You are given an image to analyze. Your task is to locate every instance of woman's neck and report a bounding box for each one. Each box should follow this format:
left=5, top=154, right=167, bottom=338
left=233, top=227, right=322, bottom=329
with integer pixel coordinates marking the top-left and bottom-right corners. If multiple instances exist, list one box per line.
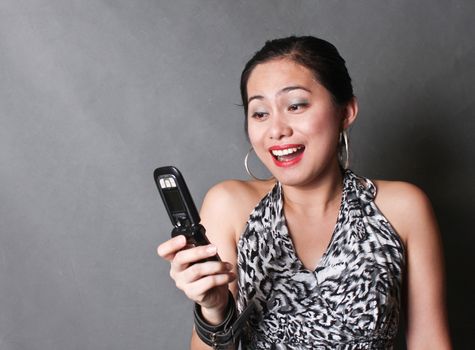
left=281, top=165, right=344, bottom=217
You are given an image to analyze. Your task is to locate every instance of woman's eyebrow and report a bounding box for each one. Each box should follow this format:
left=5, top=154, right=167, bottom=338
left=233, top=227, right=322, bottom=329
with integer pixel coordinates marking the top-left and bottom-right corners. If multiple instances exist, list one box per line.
left=248, top=95, right=264, bottom=103
left=278, top=86, right=311, bottom=95
left=248, top=86, right=311, bottom=103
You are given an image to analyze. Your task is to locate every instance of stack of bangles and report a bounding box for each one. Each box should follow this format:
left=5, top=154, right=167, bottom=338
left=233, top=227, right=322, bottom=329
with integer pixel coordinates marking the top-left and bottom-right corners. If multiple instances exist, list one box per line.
left=194, top=291, right=255, bottom=349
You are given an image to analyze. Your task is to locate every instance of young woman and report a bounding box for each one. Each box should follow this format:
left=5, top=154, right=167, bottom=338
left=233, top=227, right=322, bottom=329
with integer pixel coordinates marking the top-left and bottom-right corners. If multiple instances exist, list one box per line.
left=157, top=36, right=451, bottom=349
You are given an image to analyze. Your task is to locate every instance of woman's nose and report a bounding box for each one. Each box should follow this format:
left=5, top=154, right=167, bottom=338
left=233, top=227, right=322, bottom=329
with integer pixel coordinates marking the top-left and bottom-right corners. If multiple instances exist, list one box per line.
left=269, top=115, right=292, bottom=140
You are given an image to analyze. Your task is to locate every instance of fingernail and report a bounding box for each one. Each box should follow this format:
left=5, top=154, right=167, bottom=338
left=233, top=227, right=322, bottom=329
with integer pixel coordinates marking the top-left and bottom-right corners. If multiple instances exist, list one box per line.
left=206, top=245, right=217, bottom=254
left=156, top=246, right=163, bottom=256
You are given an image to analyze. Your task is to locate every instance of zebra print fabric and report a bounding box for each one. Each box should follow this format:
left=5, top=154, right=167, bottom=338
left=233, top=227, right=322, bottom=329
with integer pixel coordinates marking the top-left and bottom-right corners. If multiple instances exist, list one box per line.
left=237, top=170, right=405, bottom=349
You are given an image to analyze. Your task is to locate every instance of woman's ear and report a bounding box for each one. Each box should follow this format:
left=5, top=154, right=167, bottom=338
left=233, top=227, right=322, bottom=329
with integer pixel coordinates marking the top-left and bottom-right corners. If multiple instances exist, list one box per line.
left=342, top=97, right=358, bottom=129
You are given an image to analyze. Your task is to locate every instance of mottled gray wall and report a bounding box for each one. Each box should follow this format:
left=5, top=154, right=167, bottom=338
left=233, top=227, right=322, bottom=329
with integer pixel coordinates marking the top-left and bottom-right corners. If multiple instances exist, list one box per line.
left=1, top=1, right=473, bottom=349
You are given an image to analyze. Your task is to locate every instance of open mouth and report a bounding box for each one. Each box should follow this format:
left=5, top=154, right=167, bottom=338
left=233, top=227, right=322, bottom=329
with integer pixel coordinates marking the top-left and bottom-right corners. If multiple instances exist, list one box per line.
left=269, top=145, right=305, bottom=165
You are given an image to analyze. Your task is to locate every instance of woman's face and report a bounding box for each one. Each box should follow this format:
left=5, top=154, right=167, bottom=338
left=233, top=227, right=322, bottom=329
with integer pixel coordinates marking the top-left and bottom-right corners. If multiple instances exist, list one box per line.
left=246, top=58, right=355, bottom=186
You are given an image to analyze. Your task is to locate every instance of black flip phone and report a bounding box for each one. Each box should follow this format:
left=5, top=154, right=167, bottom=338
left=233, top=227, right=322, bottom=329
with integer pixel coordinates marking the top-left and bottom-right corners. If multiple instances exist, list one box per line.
left=154, top=166, right=219, bottom=261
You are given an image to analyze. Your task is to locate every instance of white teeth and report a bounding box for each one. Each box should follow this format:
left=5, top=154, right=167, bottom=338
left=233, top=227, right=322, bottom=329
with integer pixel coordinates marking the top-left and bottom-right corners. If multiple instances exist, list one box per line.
left=271, top=146, right=302, bottom=157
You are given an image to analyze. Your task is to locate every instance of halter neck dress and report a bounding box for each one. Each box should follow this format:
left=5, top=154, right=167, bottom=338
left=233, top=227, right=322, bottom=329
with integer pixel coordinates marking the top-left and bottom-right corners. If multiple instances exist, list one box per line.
left=237, top=170, right=405, bottom=349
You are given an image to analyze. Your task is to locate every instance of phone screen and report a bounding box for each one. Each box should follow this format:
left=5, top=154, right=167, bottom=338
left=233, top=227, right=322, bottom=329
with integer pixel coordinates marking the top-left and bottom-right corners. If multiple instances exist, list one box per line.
left=163, top=189, right=185, bottom=213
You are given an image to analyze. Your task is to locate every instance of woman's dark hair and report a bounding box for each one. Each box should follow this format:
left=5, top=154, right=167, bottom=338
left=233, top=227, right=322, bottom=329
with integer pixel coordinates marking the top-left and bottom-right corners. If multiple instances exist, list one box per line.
left=240, top=36, right=354, bottom=133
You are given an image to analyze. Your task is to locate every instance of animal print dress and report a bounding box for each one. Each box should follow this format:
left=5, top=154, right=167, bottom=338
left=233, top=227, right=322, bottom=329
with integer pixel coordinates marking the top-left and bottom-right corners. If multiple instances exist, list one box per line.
left=237, top=170, right=405, bottom=349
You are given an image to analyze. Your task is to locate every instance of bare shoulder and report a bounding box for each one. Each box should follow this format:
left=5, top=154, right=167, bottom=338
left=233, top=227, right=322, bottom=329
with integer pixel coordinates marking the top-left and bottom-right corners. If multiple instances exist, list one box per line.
left=373, top=180, right=437, bottom=245
left=374, top=179, right=450, bottom=347
left=201, top=179, right=276, bottom=241
left=373, top=180, right=432, bottom=210
left=203, top=179, right=275, bottom=216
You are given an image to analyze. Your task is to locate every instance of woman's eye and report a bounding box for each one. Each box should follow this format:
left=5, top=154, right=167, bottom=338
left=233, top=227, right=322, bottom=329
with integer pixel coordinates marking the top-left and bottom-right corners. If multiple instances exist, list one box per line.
left=251, top=111, right=268, bottom=119
left=288, top=102, right=308, bottom=112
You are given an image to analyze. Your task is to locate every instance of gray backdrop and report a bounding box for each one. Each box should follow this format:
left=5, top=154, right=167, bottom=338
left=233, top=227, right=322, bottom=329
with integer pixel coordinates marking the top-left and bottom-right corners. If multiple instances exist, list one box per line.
left=1, top=1, right=474, bottom=349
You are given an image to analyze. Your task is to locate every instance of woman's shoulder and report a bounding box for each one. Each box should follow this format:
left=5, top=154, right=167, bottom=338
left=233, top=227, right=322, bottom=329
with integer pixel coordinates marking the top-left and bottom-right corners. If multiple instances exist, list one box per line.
left=372, top=179, right=436, bottom=245
left=203, top=179, right=276, bottom=216
left=208, top=178, right=274, bottom=197
left=200, top=179, right=276, bottom=240
left=373, top=179, right=430, bottom=203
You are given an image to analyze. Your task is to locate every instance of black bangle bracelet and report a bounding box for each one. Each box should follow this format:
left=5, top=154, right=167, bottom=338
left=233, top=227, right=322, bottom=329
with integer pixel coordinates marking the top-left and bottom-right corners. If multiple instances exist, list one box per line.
left=194, top=291, right=256, bottom=350
left=194, top=291, right=237, bottom=349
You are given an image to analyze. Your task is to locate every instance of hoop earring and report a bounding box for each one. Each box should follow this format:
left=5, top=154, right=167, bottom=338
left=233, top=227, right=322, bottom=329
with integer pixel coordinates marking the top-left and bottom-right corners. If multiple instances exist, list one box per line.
left=339, top=130, right=350, bottom=170
left=244, top=147, right=274, bottom=181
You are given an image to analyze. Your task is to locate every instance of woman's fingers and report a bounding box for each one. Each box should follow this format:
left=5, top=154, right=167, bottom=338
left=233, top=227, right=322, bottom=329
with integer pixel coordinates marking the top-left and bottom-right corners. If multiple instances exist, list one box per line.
left=178, top=261, right=233, bottom=286
left=172, top=244, right=218, bottom=268
left=184, top=272, right=236, bottom=304
left=157, top=235, right=187, bottom=261
left=157, top=236, right=234, bottom=307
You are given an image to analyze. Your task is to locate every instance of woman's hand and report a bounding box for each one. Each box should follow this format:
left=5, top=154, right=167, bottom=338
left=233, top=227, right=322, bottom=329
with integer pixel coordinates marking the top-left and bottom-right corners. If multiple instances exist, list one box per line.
left=157, top=234, right=236, bottom=324
left=157, top=180, right=268, bottom=349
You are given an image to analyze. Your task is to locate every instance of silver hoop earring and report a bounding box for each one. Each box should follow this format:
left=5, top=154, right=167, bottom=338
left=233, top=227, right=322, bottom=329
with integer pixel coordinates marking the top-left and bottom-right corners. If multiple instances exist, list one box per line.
left=339, top=130, right=350, bottom=169
left=244, top=147, right=274, bottom=181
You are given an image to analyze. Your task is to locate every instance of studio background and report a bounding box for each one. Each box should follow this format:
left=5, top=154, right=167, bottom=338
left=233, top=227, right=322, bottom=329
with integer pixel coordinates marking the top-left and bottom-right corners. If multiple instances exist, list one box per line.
left=1, top=1, right=473, bottom=349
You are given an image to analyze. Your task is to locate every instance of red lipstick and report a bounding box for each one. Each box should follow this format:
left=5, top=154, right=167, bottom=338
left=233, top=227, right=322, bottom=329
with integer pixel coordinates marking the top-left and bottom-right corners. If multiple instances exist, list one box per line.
left=268, top=144, right=305, bottom=168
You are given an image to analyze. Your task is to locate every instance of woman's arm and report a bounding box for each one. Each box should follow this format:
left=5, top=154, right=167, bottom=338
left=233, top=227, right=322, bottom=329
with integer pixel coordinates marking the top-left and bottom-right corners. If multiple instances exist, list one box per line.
left=376, top=181, right=451, bottom=349
left=158, top=180, right=256, bottom=350
left=189, top=179, right=269, bottom=349
left=189, top=181, right=242, bottom=349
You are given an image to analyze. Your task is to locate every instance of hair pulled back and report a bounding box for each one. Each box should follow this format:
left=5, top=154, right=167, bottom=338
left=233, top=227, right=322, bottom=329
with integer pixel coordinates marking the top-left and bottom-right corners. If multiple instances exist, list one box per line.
left=240, top=36, right=354, bottom=133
